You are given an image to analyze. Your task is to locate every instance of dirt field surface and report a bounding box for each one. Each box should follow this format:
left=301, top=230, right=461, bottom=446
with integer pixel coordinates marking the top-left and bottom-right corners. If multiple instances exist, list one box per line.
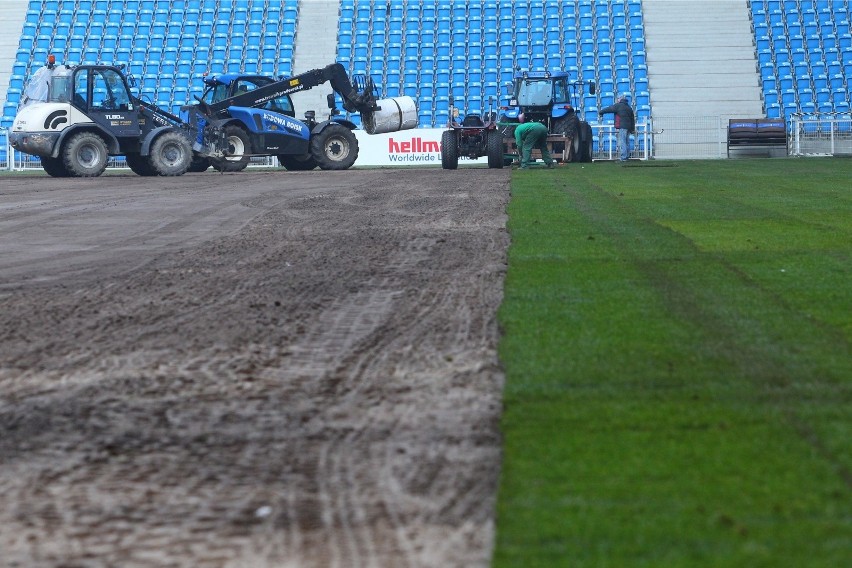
left=0, top=168, right=510, bottom=568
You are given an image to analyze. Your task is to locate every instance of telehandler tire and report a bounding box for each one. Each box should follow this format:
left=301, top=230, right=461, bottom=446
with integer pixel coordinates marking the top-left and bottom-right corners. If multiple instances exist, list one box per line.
left=311, top=124, right=358, bottom=170
left=62, top=131, right=108, bottom=177
left=212, top=125, right=251, bottom=172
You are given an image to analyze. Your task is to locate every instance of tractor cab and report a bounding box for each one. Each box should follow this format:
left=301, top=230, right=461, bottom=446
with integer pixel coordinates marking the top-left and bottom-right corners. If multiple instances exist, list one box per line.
left=504, top=70, right=591, bottom=129
left=199, top=74, right=296, bottom=118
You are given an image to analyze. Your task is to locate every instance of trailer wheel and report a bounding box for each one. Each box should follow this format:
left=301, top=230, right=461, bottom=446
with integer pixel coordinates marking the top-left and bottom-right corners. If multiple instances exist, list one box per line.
left=62, top=131, right=108, bottom=177
left=441, top=130, right=458, bottom=169
left=149, top=131, right=191, bottom=176
left=486, top=130, right=503, bottom=169
left=311, top=124, right=358, bottom=170
left=126, top=153, right=156, bottom=176
left=41, top=156, right=70, bottom=177
left=212, top=125, right=251, bottom=172
left=278, top=153, right=317, bottom=171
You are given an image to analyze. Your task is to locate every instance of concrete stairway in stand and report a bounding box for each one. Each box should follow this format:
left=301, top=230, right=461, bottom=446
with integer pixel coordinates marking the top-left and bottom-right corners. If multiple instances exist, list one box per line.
left=642, top=0, right=765, bottom=158
left=290, top=0, right=342, bottom=122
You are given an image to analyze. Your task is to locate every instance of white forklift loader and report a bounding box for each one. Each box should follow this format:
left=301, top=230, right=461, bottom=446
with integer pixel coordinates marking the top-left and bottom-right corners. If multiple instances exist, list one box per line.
left=10, top=57, right=192, bottom=177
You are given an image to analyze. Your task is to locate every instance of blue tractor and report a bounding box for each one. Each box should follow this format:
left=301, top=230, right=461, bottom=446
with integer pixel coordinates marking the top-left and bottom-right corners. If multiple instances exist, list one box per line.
left=500, top=70, right=596, bottom=162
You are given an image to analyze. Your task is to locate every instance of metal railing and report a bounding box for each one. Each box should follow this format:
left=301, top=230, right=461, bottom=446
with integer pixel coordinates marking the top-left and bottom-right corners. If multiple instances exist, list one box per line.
left=591, top=121, right=652, bottom=161
left=788, top=114, right=852, bottom=157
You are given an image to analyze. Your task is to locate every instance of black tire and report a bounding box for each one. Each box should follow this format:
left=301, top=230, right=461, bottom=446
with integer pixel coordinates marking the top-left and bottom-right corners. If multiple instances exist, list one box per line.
left=62, top=131, right=108, bottom=177
left=311, top=124, right=358, bottom=170
left=278, top=153, right=317, bottom=170
left=552, top=114, right=579, bottom=157
left=486, top=130, right=503, bottom=169
left=149, top=131, right=191, bottom=176
left=41, top=156, right=70, bottom=177
left=578, top=121, right=593, bottom=162
left=441, top=130, right=458, bottom=169
left=187, top=156, right=211, bottom=172
left=211, top=124, right=251, bottom=172
left=568, top=135, right=581, bottom=163
left=125, top=153, right=156, bottom=176
left=552, top=114, right=579, bottom=138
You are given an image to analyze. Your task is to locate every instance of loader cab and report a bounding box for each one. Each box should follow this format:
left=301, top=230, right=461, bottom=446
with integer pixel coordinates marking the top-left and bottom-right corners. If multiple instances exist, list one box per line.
left=58, top=65, right=141, bottom=138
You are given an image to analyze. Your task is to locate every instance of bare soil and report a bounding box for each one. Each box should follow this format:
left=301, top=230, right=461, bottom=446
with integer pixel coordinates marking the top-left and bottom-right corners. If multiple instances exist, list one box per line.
left=0, top=168, right=510, bottom=568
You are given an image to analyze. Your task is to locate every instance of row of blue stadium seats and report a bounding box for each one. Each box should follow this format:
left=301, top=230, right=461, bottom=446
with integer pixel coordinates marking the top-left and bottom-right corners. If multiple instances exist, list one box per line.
left=27, top=17, right=296, bottom=40
left=340, top=0, right=643, bottom=21
left=31, top=0, right=294, bottom=12
left=758, top=0, right=844, bottom=11
left=341, top=22, right=644, bottom=48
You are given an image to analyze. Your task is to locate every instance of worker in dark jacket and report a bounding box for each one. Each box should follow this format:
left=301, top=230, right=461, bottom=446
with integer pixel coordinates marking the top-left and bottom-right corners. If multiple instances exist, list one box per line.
left=599, top=94, right=635, bottom=162
left=514, top=114, right=554, bottom=169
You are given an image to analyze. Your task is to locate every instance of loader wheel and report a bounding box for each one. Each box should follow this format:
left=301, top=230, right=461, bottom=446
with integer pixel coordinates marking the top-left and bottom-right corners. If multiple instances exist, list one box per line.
left=211, top=125, right=251, bottom=172
left=486, top=130, right=503, bottom=169
left=441, top=130, right=458, bottom=169
left=149, top=131, right=191, bottom=176
left=62, top=131, right=108, bottom=177
left=278, top=153, right=317, bottom=171
left=126, top=153, right=156, bottom=176
left=311, top=124, right=358, bottom=170
left=41, top=156, right=70, bottom=177
left=187, top=156, right=211, bottom=173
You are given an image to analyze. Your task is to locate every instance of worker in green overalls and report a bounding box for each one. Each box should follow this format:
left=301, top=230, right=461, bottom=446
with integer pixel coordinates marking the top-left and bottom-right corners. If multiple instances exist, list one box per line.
left=514, top=113, right=555, bottom=169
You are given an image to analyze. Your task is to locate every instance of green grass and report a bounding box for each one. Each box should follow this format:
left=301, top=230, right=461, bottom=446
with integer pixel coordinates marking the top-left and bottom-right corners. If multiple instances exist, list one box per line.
left=494, top=159, right=851, bottom=567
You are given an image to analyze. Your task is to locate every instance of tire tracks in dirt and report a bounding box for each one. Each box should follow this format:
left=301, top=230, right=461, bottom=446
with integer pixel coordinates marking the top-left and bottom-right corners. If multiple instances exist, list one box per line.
left=0, top=168, right=509, bottom=567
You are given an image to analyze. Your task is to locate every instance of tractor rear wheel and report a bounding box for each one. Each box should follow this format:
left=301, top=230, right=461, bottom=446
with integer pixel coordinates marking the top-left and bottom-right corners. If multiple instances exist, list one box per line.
left=149, top=131, right=191, bottom=176
left=62, top=131, right=108, bottom=177
left=441, top=130, right=458, bottom=169
left=578, top=122, right=593, bottom=162
left=570, top=122, right=594, bottom=163
left=311, top=124, right=358, bottom=170
left=486, top=130, right=503, bottom=169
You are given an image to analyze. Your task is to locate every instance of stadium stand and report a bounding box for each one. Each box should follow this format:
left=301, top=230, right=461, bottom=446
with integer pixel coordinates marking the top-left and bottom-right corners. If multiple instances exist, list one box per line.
left=1, top=0, right=850, bottom=163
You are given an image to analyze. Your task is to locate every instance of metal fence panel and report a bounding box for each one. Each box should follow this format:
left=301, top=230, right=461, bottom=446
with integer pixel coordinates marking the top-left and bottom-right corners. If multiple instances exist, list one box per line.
left=789, top=115, right=852, bottom=156
left=649, top=116, right=728, bottom=159
left=592, top=121, right=652, bottom=161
